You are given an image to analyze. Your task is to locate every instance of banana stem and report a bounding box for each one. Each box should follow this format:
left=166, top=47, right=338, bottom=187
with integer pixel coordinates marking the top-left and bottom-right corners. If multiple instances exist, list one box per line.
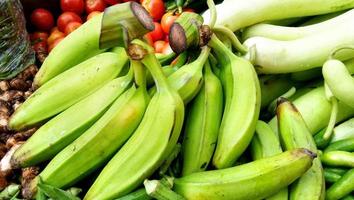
left=131, top=60, right=147, bottom=88
left=207, top=34, right=232, bottom=60
left=129, top=40, right=170, bottom=92
left=213, top=26, right=248, bottom=54
left=144, top=180, right=186, bottom=200
left=99, top=2, right=154, bottom=49
left=268, top=87, right=297, bottom=115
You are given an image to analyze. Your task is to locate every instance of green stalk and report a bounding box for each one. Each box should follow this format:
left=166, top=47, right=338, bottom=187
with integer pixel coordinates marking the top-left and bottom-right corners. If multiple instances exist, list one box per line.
left=169, top=12, right=204, bottom=54
left=100, top=2, right=154, bottom=49
left=213, top=26, right=247, bottom=54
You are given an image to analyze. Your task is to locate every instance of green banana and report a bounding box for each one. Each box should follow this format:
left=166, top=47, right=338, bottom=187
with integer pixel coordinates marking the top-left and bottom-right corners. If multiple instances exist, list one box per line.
left=150, top=47, right=210, bottom=104
left=173, top=148, right=316, bottom=200
left=30, top=61, right=150, bottom=192
left=84, top=40, right=184, bottom=200
left=34, top=14, right=105, bottom=86
left=277, top=98, right=325, bottom=200
left=250, top=120, right=288, bottom=200
left=9, top=51, right=128, bottom=131
left=181, top=60, right=223, bottom=176
left=208, top=34, right=261, bottom=169
left=269, top=86, right=354, bottom=136
left=10, top=70, right=133, bottom=168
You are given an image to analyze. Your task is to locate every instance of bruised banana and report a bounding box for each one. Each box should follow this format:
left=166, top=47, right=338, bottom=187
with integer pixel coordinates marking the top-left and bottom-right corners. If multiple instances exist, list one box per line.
left=34, top=2, right=153, bottom=86
left=277, top=98, right=325, bottom=200
left=84, top=40, right=184, bottom=200
left=208, top=34, right=261, bottom=169
left=11, top=69, right=134, bottom=168
left=9, top=51, right=128, bottom=131
left=250, top=120, right=288, bottom=200
left=30, top=61, right=150, bottom=191
left=150, top=47, right=210, bottom=104
left=181, top=60, right=223, bottom=176
left=174, top=148, right=316, bottom=200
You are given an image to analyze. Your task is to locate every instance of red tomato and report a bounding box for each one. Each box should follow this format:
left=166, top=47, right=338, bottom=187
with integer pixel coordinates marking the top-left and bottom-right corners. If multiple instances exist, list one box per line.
left=164, top=34, right=169, bottom=42
left=146, top=22, right=164, bottom=42
left=161, top=12, right=178, bottom=34
left=64, top=21, right=82, bottom=35
left=47, top=30, right=65, bottom=45
left=33, top=41, right=48, bottom=54
left=141, top=0, right=165, bottom=21
left=85, top=0, right=107, bottom=13
left=162, top=42, right=173, bottom=54
left=103, top=0, right=120, bottom=5
left=60, top=0, right=85, bottom=14
left=153, top=40, right=166, bottom=53
left=57, top=12, right=82, bottom=32
left=87, top=11, right=102, bottom=20
left=49, top=37, right=65, bottom=52
left=30, top=8, right=55, bottom=31
left=30, top=32, right=49, bottom=43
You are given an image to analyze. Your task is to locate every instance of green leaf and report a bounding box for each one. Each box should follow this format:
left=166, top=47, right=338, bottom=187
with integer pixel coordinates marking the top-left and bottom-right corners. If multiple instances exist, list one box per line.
left=37, top=178, right=80, bottom=200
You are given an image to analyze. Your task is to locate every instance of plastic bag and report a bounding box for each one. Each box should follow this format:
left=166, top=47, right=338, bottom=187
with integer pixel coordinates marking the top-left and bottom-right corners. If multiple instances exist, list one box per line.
left=0, top=0, right=35, bottom=80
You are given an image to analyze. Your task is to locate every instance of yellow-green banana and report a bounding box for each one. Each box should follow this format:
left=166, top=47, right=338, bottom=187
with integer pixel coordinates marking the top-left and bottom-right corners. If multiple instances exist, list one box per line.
left=181, top=60, right=223, bottom=176
left=150, top=47, right=210, bottom=104
left=250, top=120, right=288, bottom=200
left=208, top=34, right=261, bottom=169
left=277, top=98, right=325, bottom=200
left=30, top=61, right=150, bottom=192
left=34, top=14, right=105, bottom=86
left=174, top=148, right=316, bottom=200
left=9, top=51, right=128, bottom=131
left=84, top=40, right=184, bottom=200
left=10, top=69, right=133, bottom=168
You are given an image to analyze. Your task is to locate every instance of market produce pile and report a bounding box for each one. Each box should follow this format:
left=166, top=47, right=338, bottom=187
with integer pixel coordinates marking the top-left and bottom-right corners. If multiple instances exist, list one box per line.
left=1, top=0, right=354, bottom=199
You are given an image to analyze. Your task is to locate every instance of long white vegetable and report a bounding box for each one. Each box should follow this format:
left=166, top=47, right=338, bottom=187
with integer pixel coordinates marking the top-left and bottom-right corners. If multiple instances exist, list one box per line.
left=243, top=25, right=354, bottom=74
left=242, top=9, right=354, bottom=41
left=202, top=0, right=354, bottom=32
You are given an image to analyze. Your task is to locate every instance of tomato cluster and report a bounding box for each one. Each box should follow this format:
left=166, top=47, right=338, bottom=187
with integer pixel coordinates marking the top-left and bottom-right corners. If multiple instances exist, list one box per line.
left=29, top=0, right=192, bottom=57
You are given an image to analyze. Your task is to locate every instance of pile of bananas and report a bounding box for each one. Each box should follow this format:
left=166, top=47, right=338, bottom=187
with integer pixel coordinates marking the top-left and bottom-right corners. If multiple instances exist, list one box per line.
left=1, top=2, right=354, bottom=200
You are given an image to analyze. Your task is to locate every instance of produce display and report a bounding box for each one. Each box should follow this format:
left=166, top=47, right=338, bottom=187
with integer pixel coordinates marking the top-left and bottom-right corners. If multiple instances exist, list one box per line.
left=0, top=0, right=354, bottom=199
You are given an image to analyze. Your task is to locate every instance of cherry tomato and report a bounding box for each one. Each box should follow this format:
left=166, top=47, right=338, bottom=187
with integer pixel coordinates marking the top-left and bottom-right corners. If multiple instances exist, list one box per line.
left=141, top=0, right=165, bottom=21
left=64, top=21, right=82, bottom=35
left=146, top=22, right=164, bottom=42
left=165, top=34, right=169, bottom=42
left=60, top=0, right=85, bottom=14
left=49, top=37, right=65, bottom=52
left=85, top=0, right=107, bottom=13
left=153, top=40, right=166, bottom=53
left=33, top=41, right=48, bottom=54
left=103, top=0, right=120, bottom=5
left=161, top=12, right=178, bottom=34
left=30, top=32, right=49, bottom=43
left=30, top=8, right=55, bottom=31
left=57, top=12, right=82, bottom=32
left=162, top=42, right=173, bottom=54
left=87, top=11, right=102, bottom=20
left=47, top=30, right=65, bottom=45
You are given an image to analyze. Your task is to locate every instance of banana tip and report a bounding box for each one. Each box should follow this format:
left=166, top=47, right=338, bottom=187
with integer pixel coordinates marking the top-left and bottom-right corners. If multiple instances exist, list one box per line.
left=301, top=148, right=317, bottom=159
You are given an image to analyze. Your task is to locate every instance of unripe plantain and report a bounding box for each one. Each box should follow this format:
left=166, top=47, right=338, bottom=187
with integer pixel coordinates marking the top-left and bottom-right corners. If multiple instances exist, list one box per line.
left=10, top=70, right=133, bottom=168
left=181, top=60, right=223, bottom=176
left=174, top=148, right=316, bottom=200
left=277, top=98, right=325, bottom=200
left=208, top=34, right=261, bottom=169
left=9, top=52, right=128, bottom=131
left=84, top=40, right=184, bottom=200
